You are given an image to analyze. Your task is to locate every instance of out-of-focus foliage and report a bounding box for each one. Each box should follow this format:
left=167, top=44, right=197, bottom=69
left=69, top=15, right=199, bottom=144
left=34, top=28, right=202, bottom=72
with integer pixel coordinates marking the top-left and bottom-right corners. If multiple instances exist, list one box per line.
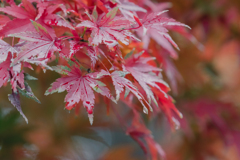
left=0, top=0, right=240, bottom=160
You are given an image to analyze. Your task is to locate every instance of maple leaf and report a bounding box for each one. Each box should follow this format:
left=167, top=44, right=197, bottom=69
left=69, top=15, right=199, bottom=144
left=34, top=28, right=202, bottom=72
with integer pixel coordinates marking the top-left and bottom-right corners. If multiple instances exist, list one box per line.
left=61, top=40, right=99, bottom=69
left=0, top=18, right=55, bottom=39
left=0, top=39, right=25, bottom=63
left=35, top=1, right=73, bottom=29
left=116, top=0, right=147, bottom=20
left=68, top=41, right=98, bottom=66
left=8, top=92, right=28, bottom=123
left=0, top=52, right=39, bottom=123
left=76, top=7, right=139, bottom=48
left=124, top=52, right=169, bottom=105
left=139, top=28, right=179, bottom=58
left=141, top=10, right=190, bottom=39
left=97, top=70, right=152, bottom=114
left=7, top=73, right=39, bottom=124
left=144, top=1, right=172, bottom=12
left=0, top=0, right=70, bottom=38
left=0, top=53, right=25, bottom=92
left=0, top=2, right=35, bottom=20
left=9, top=21, right=60, bottom=65
left=152, top=83, right=182, bottom=129
left=45, top=65, right=115, bottom=125
left=36, top=1, right=67, bottom=19
left=145, top=1, right=204, bottom=51
left=138, top=11, right=190, bottom=58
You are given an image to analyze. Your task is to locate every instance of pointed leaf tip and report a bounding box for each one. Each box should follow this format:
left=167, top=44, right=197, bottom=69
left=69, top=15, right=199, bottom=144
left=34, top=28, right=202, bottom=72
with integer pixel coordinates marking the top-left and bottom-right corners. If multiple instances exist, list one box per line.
left=8, top=93, right=28, bottom=124
left=124, top=48, right=135, bottom=59
left=31, top=20, right=48, bottom=33
left=88, top=114, right=94, bottom=125
left=157, top=10, right=169, bottom=16
left=106, top=7, right=119, bottom=19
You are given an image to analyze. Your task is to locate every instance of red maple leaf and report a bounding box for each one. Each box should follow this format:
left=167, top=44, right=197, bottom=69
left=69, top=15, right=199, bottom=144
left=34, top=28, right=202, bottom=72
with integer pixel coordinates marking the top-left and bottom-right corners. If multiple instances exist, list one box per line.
left=127, top=110, right=166, bottom=160
left=0, top=0, right=71, bottom=38
left=0, top=1, right=36, bottom=20
left=35, top=1, right=73, bottom=29
left=152, top=83, right=182, bottom=129
left=0, top=15, right=11, bottom=30
left=150, top=44, right=183, bottom=94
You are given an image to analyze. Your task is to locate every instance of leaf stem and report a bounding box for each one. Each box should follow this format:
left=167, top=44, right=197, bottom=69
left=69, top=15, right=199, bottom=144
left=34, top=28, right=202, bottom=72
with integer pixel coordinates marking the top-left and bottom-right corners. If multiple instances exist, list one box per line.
left=81, top=27, right=87, bottom=38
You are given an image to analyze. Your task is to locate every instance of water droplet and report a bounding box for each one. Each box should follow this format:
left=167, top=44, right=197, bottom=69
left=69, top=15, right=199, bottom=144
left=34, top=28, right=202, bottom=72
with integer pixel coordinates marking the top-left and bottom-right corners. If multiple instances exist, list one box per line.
left=172, top=117, right=180, bottom=130
left=143, top=107, right=148, bottom=114
left=179, top=112, right=183, bottom=118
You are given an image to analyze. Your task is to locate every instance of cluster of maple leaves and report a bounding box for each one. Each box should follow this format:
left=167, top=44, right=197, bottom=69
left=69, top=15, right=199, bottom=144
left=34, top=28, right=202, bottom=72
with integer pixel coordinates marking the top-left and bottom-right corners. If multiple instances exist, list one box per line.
left=0, top=0, right=194, bottom=158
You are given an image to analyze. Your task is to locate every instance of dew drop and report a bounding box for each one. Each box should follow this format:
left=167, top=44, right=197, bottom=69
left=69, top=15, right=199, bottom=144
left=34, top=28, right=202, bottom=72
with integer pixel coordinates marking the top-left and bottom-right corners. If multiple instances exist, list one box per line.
left=172, top=117, right=180, bottom=130
left=143, top=106, right=148, bottom=114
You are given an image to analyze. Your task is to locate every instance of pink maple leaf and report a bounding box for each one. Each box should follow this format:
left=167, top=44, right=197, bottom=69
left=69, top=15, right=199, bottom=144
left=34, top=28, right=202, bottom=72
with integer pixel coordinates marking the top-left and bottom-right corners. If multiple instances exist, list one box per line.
left=138, top=10, right=190, bottom=58
left=9, top=22, right=61, bottom=65
left=116, top=0, right=147, bottom=20
left=141, top=2, right=203, bottom=56
left=97, top=70, right=152, bottom=114
left=45, top=65, right=115, bottom=124
left=0, top=53, right=25, bottom=91
left=125, top=52, right=169, bottom=106
left=76, top=7, right=139, bottom=47
left=0, top=39, right=26, bottom=63
left=139, top=28, right=179, bottom=58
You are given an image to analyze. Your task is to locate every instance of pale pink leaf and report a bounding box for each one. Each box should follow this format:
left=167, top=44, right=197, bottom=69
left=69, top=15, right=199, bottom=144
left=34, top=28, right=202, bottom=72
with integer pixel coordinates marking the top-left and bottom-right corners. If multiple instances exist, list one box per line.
left=125, top=54, right=169, bottom=105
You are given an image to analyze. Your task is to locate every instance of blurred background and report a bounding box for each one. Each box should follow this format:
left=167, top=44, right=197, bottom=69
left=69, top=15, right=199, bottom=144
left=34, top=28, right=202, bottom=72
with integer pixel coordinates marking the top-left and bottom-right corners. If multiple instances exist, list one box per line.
left=1, top=0, right=240, bottom=159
